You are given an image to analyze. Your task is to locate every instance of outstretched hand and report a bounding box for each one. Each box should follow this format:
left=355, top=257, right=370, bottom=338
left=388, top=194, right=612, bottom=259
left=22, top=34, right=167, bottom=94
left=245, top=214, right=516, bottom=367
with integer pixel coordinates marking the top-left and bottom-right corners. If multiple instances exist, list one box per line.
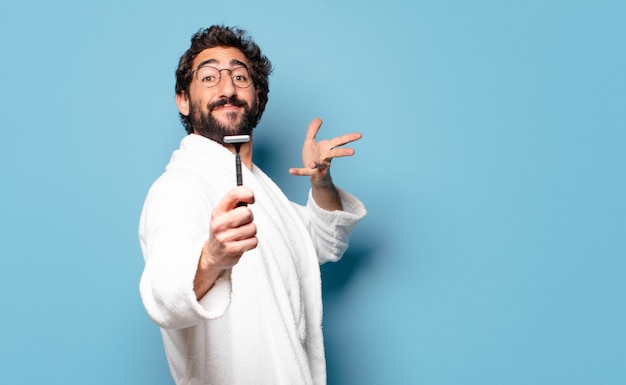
left=288, top=118, right=362, bottom=186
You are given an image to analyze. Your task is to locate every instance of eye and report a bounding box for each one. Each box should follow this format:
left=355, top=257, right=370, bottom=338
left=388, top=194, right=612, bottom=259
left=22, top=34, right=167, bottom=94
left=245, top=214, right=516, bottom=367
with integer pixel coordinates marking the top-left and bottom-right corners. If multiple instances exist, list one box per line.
left=231, top=68, right=250, bottom=83
left=196, top=66, right=220, bottom=86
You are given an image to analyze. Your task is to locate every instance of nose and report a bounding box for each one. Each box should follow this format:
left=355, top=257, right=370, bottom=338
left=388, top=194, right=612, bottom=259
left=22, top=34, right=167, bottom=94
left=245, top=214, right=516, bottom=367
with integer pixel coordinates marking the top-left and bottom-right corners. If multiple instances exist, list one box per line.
left=216, top=69, right=236, bottom=98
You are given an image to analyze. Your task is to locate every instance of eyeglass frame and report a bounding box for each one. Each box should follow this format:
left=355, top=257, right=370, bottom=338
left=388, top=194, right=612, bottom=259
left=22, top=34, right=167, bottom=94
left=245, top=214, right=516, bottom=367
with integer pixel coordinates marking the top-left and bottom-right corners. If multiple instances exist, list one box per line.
left=191, top=64, right=254, bottom=89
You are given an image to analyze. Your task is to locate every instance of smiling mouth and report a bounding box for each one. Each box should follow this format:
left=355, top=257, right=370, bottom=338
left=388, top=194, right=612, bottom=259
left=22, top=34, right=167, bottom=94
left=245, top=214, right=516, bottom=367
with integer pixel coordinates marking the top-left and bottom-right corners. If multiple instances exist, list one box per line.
left=213, top=104, right=241, bottom=110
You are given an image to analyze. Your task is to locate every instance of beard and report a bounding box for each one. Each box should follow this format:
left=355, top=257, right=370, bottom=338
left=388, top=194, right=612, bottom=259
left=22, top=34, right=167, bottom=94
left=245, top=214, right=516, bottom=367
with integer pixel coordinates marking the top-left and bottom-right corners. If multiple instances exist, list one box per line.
left=189, top=95, right=257, bottom=145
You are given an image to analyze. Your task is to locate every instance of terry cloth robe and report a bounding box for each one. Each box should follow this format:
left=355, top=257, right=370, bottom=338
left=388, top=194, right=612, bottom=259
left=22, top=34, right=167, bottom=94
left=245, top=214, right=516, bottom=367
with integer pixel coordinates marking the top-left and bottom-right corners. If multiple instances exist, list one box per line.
left=139, top=134, right=366, bottom=385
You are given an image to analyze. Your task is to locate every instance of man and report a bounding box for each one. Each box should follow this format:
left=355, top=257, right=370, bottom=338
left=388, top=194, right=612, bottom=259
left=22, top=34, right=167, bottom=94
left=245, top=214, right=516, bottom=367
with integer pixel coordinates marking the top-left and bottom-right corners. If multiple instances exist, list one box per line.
left=139, top=25, right=366, bottom=385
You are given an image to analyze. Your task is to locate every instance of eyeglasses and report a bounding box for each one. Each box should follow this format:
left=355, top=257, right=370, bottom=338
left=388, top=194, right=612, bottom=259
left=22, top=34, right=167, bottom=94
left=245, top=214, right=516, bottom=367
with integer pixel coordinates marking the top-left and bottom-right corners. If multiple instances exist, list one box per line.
left=193, top=65, right=253, bottom=89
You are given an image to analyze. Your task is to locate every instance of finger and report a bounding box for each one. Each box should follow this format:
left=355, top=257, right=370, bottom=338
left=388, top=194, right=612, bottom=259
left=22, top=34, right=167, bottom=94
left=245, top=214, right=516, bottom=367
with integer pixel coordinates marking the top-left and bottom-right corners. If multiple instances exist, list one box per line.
left=211, top=206, right=254, bottom=236
left=329, top=132, right=362, bottom=148
left=289, top=167, right=315, bottom=177
left=326, top=147, right=356, bottom=160
left=209, top=227, right=257, bottom=261
left=212, top=222, right=251, bottom=244
left=310, top=159, right=331, bottom=170
left=214, top=186, right=255, bottom=214
left=305, top=118, right=323, bottom=141
left=289, top=159, right=331, bottom=175
left=228, top=234, right=258, bottom=255
left=216, top=220, right=257, bottom=243
left=237, top=221, right=257, bottom=239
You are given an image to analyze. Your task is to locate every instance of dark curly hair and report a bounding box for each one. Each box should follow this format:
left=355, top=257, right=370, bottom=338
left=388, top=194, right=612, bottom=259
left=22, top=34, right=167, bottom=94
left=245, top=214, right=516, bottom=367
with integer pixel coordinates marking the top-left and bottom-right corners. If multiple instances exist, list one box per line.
left=175, top=25, right=273, bottom=134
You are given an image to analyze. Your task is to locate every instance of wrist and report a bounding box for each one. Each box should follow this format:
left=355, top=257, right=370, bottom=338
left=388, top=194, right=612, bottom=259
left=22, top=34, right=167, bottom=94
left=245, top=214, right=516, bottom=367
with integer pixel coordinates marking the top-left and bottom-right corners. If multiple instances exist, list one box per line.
left=310, top=171, right=333, bottom=188
left=194, top=248, right=225, bottom=300
left=311, top=181, right=342, bottom=211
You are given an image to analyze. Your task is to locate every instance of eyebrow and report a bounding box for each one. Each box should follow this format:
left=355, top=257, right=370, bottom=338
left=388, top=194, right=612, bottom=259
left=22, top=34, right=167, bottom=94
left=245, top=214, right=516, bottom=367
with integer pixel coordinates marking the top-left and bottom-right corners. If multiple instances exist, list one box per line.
left=196, top=58, right=249, bottom=69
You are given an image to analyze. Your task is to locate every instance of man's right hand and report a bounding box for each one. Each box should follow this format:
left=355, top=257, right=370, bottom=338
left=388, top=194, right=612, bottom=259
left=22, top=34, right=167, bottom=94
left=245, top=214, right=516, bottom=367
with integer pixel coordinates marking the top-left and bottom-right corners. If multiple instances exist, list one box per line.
left=193, top=186, right=257, bottom=300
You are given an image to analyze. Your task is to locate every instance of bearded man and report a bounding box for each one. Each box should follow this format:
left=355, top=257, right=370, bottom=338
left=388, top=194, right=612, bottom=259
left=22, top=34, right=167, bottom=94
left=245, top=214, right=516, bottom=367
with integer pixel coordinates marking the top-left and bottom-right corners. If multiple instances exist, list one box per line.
left=138, top=25, right=366, bottom=385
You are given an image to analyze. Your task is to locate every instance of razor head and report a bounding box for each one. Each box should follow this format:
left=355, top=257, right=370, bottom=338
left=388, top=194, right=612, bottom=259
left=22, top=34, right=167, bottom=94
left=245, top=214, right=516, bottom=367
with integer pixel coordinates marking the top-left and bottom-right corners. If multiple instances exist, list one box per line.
left=223, top=135, right=250, bottom=144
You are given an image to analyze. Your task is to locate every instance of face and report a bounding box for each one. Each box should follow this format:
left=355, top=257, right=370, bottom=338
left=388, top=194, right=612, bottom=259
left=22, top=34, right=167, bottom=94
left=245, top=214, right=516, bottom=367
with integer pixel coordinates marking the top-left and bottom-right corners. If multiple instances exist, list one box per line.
left=177, top=47, right=258, bottom=143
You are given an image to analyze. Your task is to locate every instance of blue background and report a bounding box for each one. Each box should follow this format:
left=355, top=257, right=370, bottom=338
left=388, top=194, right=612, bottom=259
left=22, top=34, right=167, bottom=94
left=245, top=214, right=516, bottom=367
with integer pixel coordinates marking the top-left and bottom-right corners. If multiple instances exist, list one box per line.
left=1, top=0, right=624, bottom=384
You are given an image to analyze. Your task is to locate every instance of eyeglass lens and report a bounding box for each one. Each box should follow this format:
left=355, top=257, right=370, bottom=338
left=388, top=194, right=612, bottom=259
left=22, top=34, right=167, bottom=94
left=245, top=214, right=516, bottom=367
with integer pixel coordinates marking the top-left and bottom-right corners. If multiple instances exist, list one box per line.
left=196, top=66, right=252, bottom=88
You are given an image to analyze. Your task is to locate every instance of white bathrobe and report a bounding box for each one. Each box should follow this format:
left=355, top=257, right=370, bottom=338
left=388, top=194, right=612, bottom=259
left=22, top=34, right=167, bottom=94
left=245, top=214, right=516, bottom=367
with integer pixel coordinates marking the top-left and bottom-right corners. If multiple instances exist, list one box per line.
left=139, top=134, right=366, bottom=385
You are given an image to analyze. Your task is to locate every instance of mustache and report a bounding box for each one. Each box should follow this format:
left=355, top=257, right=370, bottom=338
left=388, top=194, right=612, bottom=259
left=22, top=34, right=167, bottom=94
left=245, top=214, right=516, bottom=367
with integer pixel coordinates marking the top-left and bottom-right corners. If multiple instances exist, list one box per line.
left=208, top=96, right=248, bottom=111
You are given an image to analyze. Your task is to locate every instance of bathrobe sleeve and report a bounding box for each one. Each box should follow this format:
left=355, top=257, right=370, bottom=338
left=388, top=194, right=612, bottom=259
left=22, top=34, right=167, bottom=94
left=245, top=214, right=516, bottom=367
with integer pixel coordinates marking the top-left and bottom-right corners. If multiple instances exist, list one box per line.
left=138, top=172, right=232, bottom=329
left=294, top=187, right=366, bottom=264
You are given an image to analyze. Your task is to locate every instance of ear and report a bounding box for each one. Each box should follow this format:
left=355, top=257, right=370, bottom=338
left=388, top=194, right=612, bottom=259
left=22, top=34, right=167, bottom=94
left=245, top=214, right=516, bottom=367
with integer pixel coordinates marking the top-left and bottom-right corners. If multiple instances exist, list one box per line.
left=176, top=92, right=190, bottom=116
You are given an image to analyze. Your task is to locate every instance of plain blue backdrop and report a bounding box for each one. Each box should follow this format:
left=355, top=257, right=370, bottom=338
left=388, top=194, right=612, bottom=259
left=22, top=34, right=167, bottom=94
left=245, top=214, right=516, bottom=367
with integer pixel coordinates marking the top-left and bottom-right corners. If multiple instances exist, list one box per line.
left=1, top=0, right=624, bottom=384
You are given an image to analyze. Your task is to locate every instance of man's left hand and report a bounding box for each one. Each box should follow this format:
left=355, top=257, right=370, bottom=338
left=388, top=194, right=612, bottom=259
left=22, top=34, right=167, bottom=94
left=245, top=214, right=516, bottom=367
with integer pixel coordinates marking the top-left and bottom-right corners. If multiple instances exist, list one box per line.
left=289, top=118, right=362, bottom=186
